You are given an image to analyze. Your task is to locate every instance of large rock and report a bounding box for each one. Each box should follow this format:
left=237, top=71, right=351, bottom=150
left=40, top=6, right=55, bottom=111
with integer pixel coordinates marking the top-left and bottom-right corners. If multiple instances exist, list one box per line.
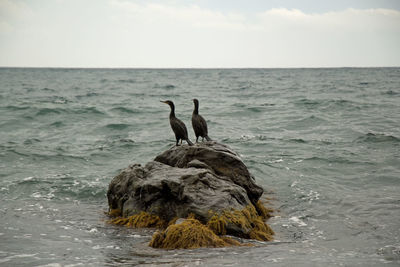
left=107, top=141, right=264, bottom=228
left=154, top=142, right=263, bottom=204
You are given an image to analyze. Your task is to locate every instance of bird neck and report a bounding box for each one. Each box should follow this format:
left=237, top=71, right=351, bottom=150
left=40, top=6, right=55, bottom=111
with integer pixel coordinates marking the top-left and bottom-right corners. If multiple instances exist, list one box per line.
left=169, top=105, right=175, bottom=118
left=193, top=102, right=199, bottom=115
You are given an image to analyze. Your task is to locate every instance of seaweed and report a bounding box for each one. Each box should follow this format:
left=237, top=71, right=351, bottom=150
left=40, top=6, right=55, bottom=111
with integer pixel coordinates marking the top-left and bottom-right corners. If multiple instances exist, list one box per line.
left=207, top=203, right=274, bottom=241
left=107, top=201, right=274, bottom=249
left=149, top=218, right=240, bottom=249
left=108, top=211, right=167, bottom=229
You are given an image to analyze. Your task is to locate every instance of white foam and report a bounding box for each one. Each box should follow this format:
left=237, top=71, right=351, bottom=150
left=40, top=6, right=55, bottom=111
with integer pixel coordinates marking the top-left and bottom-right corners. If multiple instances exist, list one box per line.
left=31, top=192, right=42, bottom=198
left=289, top=216, right=307, bottom=227
left=270, top=158, right=283, bottom=163
left=0, top=254, right=37, bottom=264
left=37, top=263, right=63, bottom=267
left=88, top=228, right=98, bottom=233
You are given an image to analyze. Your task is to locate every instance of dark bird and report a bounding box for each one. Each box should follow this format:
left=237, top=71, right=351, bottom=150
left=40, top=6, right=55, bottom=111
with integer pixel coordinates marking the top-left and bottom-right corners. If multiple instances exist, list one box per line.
left=192, top=99, right=212, bottom=142
left=161, top=100, right=193, bottom=146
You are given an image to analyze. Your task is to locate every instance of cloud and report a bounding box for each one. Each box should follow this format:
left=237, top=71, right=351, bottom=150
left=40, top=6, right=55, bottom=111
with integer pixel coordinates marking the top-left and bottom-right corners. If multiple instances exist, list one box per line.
left=106, top=2, right=400, bottom=67
left=0, top=0, right=34, bottom=30
left=253, top=8, right=400, bottom=67
left=0, top=0, right=399, bottom=67
left=258, top=7, right=400, bottom=30
left=109, top=0, right=246, bottom=30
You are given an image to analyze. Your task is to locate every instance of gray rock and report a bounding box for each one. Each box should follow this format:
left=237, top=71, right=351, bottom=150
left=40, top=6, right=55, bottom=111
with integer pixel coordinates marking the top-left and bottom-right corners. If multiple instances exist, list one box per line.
left=107, top=142, right=264, bottom=231
left=154, top=141, right=263, bottom=204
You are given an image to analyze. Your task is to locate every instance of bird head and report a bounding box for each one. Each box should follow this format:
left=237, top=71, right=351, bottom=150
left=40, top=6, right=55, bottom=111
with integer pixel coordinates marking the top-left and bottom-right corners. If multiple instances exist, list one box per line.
left=160, top=100, right=174, bottom=107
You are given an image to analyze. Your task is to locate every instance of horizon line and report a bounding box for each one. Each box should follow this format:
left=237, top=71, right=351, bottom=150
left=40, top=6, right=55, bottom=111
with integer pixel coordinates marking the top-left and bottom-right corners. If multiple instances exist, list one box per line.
left=1, top=66, right=399, bottom=70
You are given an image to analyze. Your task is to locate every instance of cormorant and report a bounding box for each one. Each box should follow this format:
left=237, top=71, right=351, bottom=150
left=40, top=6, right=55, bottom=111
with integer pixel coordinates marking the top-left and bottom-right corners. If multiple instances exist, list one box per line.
left=192, top=99, right=212, bottom=142
left=160, top=100, right=193, bottom=146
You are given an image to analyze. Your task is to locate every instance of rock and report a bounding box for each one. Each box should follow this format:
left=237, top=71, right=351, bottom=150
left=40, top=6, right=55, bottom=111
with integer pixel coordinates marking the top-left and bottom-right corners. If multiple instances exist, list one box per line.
left=108, top=161, right=251, bottom=221
left=107, top=141, right=268, bottom=240
left=154, top=141, right=263, bottom=204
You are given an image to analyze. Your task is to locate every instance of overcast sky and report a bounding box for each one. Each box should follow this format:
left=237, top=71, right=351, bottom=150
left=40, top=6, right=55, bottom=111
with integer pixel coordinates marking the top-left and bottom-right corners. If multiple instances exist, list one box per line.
left=0, top=0, right=399, bottom=68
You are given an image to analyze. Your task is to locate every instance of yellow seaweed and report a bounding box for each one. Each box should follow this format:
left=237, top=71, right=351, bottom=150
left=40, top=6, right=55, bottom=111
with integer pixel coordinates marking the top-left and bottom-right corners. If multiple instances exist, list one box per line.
left=108, top=211, right=167, bottom=229
left=107, top=201, right=274, bottom=249
left=206, top=203, right=274, bottom=241
left=149, top=218, right=240, bottom=249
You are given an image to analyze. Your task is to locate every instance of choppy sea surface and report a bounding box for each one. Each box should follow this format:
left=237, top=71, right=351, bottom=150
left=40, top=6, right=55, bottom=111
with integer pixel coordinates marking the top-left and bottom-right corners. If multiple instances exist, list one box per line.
left=0, top=68, right=399, bottom=266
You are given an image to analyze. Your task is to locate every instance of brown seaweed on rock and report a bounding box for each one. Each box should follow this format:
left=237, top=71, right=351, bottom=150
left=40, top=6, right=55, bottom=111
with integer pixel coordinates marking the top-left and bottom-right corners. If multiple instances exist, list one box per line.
left=207, top=202, right=274, bottom=241
left=149, top=217, right=240, bottom=249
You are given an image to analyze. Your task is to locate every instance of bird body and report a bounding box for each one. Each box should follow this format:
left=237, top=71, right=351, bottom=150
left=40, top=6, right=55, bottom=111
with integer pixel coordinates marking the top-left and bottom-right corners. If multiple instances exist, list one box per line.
left=161, top=100, right=193, bottom=146
left=192, top=99, right=211, bottom=142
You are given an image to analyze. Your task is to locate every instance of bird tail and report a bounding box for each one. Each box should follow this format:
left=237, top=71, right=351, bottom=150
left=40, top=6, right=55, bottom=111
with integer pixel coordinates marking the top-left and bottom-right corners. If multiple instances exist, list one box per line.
left=205, top=135, right=212, bottom=141
left=186, top=139, right=194, bottom=146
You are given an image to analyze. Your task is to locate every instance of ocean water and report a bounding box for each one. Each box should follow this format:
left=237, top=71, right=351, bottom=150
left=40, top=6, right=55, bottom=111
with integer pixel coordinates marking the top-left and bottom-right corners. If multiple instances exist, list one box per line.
left=0, top=68, right=399, bottom=266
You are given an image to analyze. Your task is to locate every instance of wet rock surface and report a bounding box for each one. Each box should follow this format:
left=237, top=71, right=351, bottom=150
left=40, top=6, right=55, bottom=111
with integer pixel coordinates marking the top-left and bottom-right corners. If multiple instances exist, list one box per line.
left=107, top=142, right=266, bottom=238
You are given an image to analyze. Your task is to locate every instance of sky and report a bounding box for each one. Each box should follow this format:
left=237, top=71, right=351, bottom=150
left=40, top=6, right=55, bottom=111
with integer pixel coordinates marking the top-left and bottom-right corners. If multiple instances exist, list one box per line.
left=0, top=0, right=399, bottom=68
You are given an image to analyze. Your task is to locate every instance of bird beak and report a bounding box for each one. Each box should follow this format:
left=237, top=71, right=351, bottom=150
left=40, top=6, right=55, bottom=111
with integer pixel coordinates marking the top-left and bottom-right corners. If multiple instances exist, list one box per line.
left=160, top=100, right=167, bottom=104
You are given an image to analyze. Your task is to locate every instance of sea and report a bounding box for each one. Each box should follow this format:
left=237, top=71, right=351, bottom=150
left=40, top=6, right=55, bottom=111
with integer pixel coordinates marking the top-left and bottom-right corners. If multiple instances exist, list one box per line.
left=0, top=68, right=399, bottom=266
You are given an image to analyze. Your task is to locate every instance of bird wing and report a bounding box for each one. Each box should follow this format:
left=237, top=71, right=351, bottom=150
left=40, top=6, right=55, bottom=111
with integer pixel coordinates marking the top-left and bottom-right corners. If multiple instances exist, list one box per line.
left=171, top=117, right=188, bottom=138
left=198, top=115, right=208, bottom=134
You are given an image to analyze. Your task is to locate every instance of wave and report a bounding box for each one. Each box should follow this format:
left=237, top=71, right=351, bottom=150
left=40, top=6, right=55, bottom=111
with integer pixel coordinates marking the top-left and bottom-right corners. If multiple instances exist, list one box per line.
left=232, top=103, right=246, bottom=108
left=2, top=149, right=88, bottom=167
left=4, top=105, right=31, bottom=111
left=75, top=92, right=100, bottom=99
left=50, top=121, right=65, bottom=127
left=7, top=175, right=107, bottom=201
left=117, top=79, right=136, bottom=84
left=247, top=107, right=264, bottom=113
left=52, top=96, right=70, bottom=104
left=75, top=107, right=105, bottom=115
left=260, top=103, right=276, bottom=106
left=289, top=138, right=307, bottom=144
left=35, top=107, right=106, bottom=116
left=295, top=99, right=320, bottom=106
left=23, top=138, right=41, bottom=145
left=154, top=84, right=176, bottom=90
left=36, top=108, right=63, bottom=116
left=228, top=135, right=332, bottom=146
left=236, top=85, right=252, bottom=91
left=285, top=137, right=333, bottom=145
left=294, top=98, right=370, bottom=111
left=354, top=133, right=400, bottom=144
left=285, top=115, right=328, bottom=129
left=31, top=106, right=101, bottom=115
left=296, top=98, right=354, bottom=106
left=91, top=138, right=136, bottom=152
left=358, top=82, right=370, bottom=86
left=303, top=156, right=371, bottom=165
left=104, top=123, right=130, bottom=130
left=110, top=107, right=140, bottom=114
left=382, top=90, right=399, bottom=96
left=41, top=87, right=56, bottom=92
